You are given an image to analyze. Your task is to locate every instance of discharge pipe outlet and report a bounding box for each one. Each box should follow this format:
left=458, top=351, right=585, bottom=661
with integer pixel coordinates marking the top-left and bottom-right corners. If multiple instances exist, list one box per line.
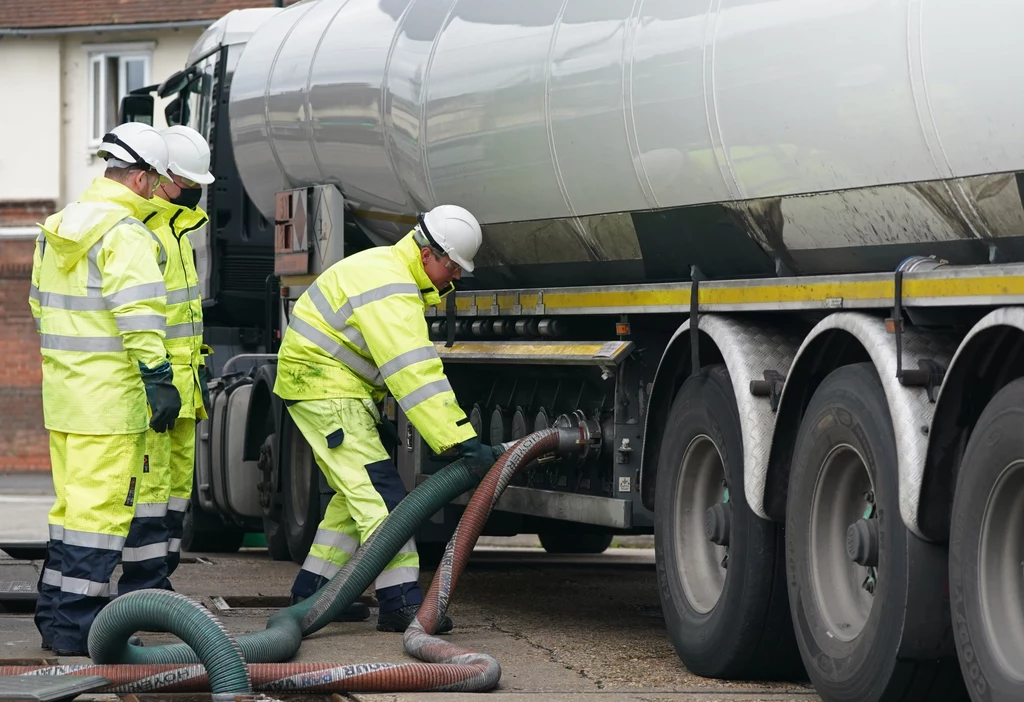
left=44, top=426, right=588, bottom=694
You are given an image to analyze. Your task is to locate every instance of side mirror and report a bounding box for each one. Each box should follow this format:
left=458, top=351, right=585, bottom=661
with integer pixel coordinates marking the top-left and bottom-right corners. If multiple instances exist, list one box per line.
left=165, top=95, right=191, bottom=127
left=119, top=94, right=154, bottom=126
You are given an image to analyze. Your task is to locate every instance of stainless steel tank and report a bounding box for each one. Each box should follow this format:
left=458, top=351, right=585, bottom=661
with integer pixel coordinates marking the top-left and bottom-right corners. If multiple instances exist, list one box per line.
left=229, top=0, right=1024, bottom=286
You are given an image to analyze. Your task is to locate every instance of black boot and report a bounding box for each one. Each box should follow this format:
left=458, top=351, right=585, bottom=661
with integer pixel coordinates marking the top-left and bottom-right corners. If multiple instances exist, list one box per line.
left=290, top=594, right=370, bottom=622
left=377, top=604, right=453, bottom=633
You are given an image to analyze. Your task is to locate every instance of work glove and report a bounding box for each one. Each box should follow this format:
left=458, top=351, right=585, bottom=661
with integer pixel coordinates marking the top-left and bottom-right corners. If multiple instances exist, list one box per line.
left=457, top=436, right=504, bottom=473
left=140, top=361, right=181, bottom=433
left=377, top=415, right=400, bottom=450
left=198, top=365, right=212, bottom=415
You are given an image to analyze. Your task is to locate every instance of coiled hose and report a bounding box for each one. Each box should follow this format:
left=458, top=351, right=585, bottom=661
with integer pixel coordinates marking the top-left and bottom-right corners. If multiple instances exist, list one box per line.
left=8, top=428, right=581, bottom=694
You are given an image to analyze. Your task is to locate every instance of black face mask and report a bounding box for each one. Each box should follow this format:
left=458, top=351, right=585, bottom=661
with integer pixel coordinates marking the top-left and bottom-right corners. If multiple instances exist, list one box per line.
left=171, top=187, right=203, bottom=210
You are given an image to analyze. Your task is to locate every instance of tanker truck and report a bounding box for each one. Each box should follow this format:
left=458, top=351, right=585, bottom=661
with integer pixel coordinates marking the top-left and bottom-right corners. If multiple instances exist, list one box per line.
left=118, top=1, right=1024, bottom=700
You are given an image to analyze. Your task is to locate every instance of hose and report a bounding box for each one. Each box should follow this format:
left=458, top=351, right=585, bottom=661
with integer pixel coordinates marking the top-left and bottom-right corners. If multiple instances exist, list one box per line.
left=16, top=427, right=583, bottom=694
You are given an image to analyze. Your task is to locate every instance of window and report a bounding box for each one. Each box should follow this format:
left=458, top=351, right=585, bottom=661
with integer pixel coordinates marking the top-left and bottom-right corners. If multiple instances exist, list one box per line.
left=87, top=45, right=152, bottom=145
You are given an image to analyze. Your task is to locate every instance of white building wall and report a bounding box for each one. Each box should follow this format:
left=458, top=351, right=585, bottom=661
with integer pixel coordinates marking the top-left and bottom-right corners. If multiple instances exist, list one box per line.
left=63, top=29, right=204, bottom=204
left=0, top=37, right=63, bottom=204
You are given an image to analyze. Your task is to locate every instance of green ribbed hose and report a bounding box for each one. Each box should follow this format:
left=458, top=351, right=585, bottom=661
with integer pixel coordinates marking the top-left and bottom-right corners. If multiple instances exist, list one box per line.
left=88, top=457, right=487, bottom=691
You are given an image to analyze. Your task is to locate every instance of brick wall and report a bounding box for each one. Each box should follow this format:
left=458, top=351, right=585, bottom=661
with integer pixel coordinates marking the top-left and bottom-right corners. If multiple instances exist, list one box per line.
left=0, top=200, right=53, bottom=473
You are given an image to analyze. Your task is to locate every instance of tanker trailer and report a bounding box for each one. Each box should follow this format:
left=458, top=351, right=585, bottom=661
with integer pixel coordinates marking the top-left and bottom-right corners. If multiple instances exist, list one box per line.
left=124, top=1, right=1024, bottom=700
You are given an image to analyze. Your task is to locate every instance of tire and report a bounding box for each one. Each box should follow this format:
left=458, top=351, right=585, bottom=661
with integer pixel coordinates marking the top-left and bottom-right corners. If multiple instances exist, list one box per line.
left=949, top=378, right=1024, bottom=702
left=181, top=498, right=245, bottom=554
left=280, top=411, right=321, bottom=564
left=417, top=541, right=448, bottom=570
left=786, top=363, right=967, bottom=702
left=654, top=364, right=802, bottom=680
left=260, top=432, right=292, bottom=562
left=538, top=529, right=613, bottom=554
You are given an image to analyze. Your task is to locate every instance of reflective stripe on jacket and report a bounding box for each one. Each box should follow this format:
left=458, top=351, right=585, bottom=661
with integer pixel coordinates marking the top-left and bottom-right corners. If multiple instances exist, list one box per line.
left=273, top=231, right=475, bottom=454
left=30, top=177, right=167, bottom=435
left=146, top=197, right=208, bottom=419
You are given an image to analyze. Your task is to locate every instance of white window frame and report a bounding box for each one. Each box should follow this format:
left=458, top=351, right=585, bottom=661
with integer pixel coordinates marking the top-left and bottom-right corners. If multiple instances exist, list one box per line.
left=86, top=42, right=155, bottom=149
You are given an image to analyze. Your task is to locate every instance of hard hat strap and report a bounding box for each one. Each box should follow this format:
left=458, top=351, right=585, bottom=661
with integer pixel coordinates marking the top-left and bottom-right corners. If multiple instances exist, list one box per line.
left=416, top=213, right=447, bottom=256
left=101, top=132, right=151, bottom=171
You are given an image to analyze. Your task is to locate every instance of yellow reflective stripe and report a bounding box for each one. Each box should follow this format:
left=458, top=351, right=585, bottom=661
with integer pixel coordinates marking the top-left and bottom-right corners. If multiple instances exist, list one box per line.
left=378, top=346, right=439, bottom=380
left=348, top=282, right=421, bottom=309
left=307, top=281, right=369, bottom=352
left=311, top=527, right=359, bottom=555
left=134, top=502, right=169, bottom=518
left=115, top=314, right=166, bottom=333
left=166, top=320, right=202, bottom=339
left=122, top=542, right=169, bottom=562
left=105, top=281, right=166, bottom=308
left=29, top=284, right=39, bottom=301
left=86, top=239, right=103, bottom=290
left=60, top=576, right=110, bottom=597
left=300, top=554, right=343, bottom=579
left=397, top=378, right=452, bottom=412
left=40, top=334, right=123, bottom=352
left=37, top=290, right=107, bottom=311
left=166, top=287, right=200, bottom=304
left=63, top=528, right=125, bottom=550
left=374, top=566, right=418, bottom=589
left=168, top=496, right=189, bottom=512
left=41, top=568, right=61, bottom=587
left=288, top=316, right=381, bottom=384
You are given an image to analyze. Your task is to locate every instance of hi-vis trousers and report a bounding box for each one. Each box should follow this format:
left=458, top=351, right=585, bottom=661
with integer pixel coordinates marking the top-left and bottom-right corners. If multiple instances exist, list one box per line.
left=35, top=431, right=144, bottom=653
left=117, top=419, right=196, bottom=595
left=287, top=398, right=421, bottom=614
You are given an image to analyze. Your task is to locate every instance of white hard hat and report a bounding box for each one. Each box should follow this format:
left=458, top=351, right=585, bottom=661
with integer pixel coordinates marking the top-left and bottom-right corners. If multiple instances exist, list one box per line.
left=96, top=122, right=170, bottom=178
left=161, top=125, right=215, bottom=185
left=417, top=204, right=483, bottom=272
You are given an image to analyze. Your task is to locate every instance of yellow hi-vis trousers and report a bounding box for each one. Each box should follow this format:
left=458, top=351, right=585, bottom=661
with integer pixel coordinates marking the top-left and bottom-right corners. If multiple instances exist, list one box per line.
left=35, top=431, right=144, bottom=653
left=118, top=419, right=197, bottom=594
left=287, top=398, right=421, bottom=613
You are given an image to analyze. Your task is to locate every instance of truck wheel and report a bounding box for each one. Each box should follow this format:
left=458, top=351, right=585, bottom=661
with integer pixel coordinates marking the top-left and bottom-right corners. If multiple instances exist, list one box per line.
left=786, top=363, right=967, bottom=702
left=259, top=433, right=292, bottom=562
left=654, top=364, right=802, bottom=680
left=949, top=378, right=1024, bottom=702
left=538, top=529, right=613, bottom=554
left=181, top=499, right=245, bottom=554
left=281, top=412, right=320, bottom=564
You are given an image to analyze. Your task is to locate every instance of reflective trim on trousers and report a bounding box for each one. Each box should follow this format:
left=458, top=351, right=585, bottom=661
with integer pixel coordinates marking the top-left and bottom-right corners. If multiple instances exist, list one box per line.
left=300, top=554, right=343, bottom=580
left=59, top=575, right=110, bottom=597
left=41, top=567, right=62, bottom=587
left=168, top=496, right=188, bottom=512
left=122, top=541, right=169, bottom=562
left=48, top=524, right=64, bottom=540
left=288, top=316, right=382, bottom=384
left=115, top=314, right=167, bottom=333
left=374, top=566, right=419, bottom=590
left=135, top=502, right=169, bottom=518
left=168, top=538, right=182, bottom=554
left=311, top=527, right=359, bottom=556
left=397, top=378, right=453, bottom=413
left=40, top=334, right=124, bottom=352
left=62, top=528, right=125, bottom=551
left=378, top=345, right=439, bottom=380
left=165, top=320, right=203, bottom=340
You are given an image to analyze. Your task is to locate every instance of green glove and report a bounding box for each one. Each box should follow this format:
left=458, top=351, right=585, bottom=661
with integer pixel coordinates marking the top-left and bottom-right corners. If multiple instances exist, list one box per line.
left=140, top=361, right=181, bottom=433
left=198, top=365, right=212, bottom=414
left=457, top=436, right=503, bottom=473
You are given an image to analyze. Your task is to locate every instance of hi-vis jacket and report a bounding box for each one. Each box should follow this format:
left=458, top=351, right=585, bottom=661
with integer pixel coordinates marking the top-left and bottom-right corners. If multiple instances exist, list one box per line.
left=274, top=231, right=476, bottom=454
left=145, top=197, right=209, bottom=420
left=30, top=177, right=168, bottom=435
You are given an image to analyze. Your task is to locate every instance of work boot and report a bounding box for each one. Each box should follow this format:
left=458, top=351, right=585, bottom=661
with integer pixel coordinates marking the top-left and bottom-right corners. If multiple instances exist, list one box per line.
left=289, top=594, right=370, bottom=622
left=377, top=604, right=453, bottom=634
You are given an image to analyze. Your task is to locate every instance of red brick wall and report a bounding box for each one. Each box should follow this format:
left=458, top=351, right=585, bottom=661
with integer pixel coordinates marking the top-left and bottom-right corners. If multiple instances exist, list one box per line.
left=0, top=201, right=54, bottom=473
left=0, top=237, right=49, bottom=472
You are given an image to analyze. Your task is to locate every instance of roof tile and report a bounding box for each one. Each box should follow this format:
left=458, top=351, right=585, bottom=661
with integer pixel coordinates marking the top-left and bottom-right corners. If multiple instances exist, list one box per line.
left=0, top=0, right=300, bottom=30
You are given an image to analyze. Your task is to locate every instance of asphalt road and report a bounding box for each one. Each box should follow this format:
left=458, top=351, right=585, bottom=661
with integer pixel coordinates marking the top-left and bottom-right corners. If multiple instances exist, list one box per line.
left=0, top=474, right=820, bottom=701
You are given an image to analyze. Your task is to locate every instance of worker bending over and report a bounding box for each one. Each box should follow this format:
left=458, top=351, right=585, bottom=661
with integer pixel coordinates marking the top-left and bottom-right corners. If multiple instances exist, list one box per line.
left=117, top=125, right=215, bottom=595
left=30, top=123, right=182, bottom=656
left=273, top=204, right=502, bottom=632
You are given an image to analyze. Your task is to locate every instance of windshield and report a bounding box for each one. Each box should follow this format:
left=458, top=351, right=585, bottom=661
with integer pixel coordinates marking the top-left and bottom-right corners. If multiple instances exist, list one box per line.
left=188, top=54, right=217, bottom=140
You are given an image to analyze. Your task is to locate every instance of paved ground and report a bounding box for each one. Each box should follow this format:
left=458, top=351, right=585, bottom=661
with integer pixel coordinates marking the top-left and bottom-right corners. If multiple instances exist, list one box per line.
left=0, top=473, right=819, bottom=701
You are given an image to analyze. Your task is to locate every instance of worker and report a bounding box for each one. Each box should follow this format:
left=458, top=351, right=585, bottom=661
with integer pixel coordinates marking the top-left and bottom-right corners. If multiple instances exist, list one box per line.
left=273, top=204, right=503, bottom=632
left=116, top=125, right=215, bottom=595
left=29, top=122, right=182, bottom=656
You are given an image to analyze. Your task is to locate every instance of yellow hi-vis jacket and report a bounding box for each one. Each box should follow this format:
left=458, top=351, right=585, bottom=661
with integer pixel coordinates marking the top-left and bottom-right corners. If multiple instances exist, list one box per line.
left=145, top=197, right=209, bottom=420
left=29, top=177, right=169, bottom=435
left=274, top=231, right=476, bottom=454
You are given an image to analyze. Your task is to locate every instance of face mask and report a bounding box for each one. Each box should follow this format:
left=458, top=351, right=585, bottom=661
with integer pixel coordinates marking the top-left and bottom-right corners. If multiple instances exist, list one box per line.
left=171, top=187, right=203, bottom=210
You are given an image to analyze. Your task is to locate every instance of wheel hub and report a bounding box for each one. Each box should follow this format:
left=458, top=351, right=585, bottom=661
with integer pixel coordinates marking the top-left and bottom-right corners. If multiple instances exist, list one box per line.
left=704, top=503, right=731, bottom=547
left=846, top=517, right=878, bottom=568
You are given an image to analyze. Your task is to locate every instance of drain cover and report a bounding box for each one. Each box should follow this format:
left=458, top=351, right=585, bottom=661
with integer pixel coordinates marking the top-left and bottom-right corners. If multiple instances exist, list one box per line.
left=0, top=561, right=38, bottom=612
left=0, top=675, right=109, bottom=701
